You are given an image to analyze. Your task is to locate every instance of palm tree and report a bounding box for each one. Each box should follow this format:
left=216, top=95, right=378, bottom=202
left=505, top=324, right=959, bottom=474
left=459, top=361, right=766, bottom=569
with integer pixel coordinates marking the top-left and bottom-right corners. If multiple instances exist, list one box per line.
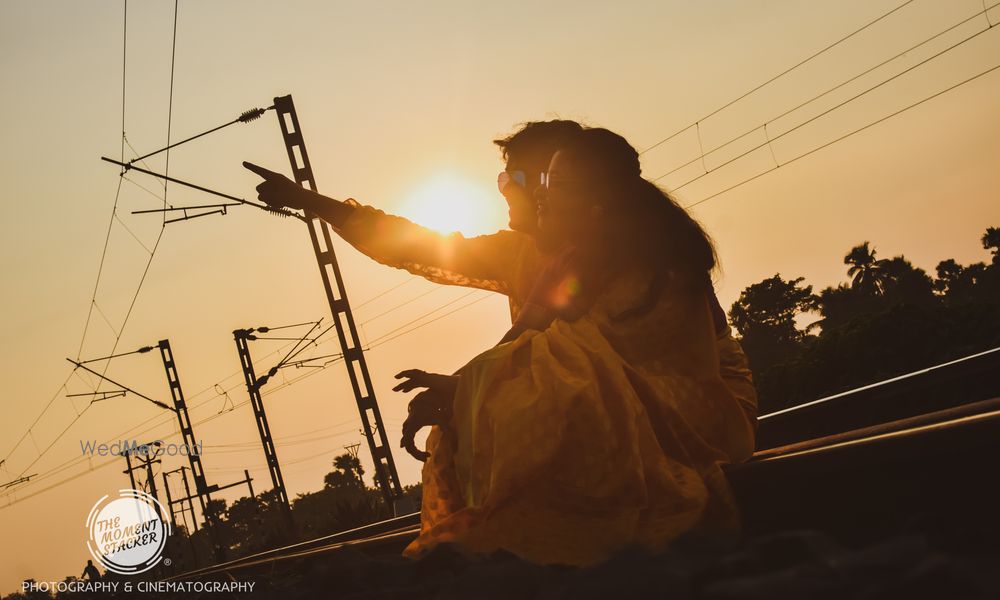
left=333, top=453, right=364, bottom=487
left=982, top=227, right=1000, bottom=265
left=844, top=241, right=888, bottom=294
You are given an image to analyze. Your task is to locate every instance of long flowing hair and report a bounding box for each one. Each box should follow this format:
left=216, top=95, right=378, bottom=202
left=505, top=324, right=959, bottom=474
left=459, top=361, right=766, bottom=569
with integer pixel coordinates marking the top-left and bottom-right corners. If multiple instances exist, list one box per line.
left=558, top=128, right=718, bottom=319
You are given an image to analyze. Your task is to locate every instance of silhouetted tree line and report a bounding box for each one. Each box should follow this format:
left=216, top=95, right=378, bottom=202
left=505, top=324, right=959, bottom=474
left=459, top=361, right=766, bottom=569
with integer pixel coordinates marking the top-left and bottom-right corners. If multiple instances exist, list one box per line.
left=173, top=454, right=421, bottom=563
left=730, top=227, right=1000, bottom=414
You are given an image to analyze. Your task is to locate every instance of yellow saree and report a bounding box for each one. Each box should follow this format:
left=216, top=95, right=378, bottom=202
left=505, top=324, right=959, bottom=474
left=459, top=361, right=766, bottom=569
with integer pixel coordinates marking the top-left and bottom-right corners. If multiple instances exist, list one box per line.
left=403, top=273, right=753, bottom=566
left=329, top=201, right=756, bottom=563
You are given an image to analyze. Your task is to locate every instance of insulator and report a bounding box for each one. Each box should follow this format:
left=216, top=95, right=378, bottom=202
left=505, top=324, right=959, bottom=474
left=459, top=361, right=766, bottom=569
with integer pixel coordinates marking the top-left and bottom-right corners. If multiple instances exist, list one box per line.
left=266, top=206, right=293, bottom=218
left=238, top=108, right=266, bottom=123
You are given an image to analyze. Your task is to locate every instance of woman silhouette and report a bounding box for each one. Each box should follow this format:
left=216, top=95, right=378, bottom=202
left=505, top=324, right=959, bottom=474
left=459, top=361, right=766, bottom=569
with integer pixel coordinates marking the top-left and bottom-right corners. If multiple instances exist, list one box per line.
left=401, top=128, right=755, bottom=566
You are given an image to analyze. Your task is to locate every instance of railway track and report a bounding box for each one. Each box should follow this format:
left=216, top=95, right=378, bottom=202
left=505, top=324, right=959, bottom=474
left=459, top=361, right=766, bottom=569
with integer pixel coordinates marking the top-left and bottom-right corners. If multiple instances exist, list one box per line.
left=163, top=348, right=1000, bottom=584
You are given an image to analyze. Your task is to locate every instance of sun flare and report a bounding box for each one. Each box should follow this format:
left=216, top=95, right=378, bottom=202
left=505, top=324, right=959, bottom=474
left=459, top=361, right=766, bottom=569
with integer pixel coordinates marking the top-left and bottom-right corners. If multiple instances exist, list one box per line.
left=397, top=173, right=506, bottom=237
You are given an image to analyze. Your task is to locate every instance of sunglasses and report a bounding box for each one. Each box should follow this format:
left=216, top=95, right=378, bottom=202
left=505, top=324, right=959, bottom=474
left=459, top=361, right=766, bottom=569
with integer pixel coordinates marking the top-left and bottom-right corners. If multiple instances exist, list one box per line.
left=539, top=172, right=584, bottom=189
left=497, top=170, right=544, bottom=193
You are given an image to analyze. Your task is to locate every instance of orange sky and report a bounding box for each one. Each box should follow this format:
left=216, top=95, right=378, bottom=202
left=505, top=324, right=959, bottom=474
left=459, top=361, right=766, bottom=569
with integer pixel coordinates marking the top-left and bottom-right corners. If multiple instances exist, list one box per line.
left=2, top=0, right=999, bottom=592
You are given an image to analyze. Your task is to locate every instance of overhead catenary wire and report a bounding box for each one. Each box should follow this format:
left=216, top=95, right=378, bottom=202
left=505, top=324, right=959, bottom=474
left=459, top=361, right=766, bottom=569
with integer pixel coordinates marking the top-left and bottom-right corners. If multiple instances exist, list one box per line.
left=18, top=320, right=327, bottom=479
left=2, top=318, right=353, bottom=501
left=0, top=332, right=316, bottom=500
left=207, top=444, right=357, bottom=473
left=207, top=429, right=363, bottom=454
left=653, top=0, right=1000, bottom=183
left=3, top=0, right=135, bottom=468
left=682, top=57, right=1000, bottom=209
left=1, top=286, right=491, bottom=506
left=113, top=211, right=154, bottom=254
left=354, top=278, right=415, bottom=310
left=638, top=0, right=917, bottom=155
left=256, top=320, right=322, bottom=332
left=361, top=286, right=443, bottom=324
left=6, top=0, right=179, bottom=482
left=278, top=327, right=336, bottom=367
left=367, top=292, right=493, bottom=350
left=1, top=0, right=135, bottom=474
left=272, top=320, right=325, bottom=371
left=658, top=5, right=1000, bottom=192
left=127, top=106, right=273, bottom=166
left=102, top=157, right=303, bottom=220
left=2, top=363, right=327, bottom=508
left=206, top=417, right=361, bottom=448
left=0, top=381, right=248, bottom=500
left=65, top=358, right=174, bottom=411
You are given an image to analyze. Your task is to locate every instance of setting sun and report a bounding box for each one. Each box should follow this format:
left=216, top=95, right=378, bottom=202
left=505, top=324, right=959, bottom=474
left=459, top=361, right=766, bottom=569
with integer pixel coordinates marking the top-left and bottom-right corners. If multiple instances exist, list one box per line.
left=397, top=173, right=506, bottom=237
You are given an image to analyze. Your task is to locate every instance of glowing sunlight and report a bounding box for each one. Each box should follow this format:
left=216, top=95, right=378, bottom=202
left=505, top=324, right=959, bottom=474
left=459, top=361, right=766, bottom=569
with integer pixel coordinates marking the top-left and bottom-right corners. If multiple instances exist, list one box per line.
left=398, top=173, right=506, bottom=237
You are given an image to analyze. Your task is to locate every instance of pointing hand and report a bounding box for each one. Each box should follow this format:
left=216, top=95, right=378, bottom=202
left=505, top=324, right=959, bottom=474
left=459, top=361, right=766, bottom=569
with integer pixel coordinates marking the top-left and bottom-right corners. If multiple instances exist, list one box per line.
left=243, top=161, right=313, bottom=211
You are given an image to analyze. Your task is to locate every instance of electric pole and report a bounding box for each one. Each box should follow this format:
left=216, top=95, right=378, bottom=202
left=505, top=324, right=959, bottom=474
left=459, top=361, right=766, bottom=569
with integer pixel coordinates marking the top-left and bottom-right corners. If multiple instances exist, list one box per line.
left=157, top=339, right=255, bottom=559
left=122, top=440, right=163, bottom=511
left=162, top=466, right=199, bottom=533
left=157, top=340, right=215, bottom=526
left=233, top=328, right=293, bottom=527
left=272, top=95, right=409, bottom=514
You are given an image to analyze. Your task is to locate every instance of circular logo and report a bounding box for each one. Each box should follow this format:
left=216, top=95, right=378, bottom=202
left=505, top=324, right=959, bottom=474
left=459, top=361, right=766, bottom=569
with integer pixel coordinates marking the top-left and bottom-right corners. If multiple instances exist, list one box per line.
left=86, top=489, right=171, bottom=575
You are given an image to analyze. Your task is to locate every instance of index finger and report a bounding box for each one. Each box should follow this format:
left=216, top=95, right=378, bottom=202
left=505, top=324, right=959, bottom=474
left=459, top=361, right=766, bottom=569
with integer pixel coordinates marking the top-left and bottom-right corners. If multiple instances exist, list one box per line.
left=242, top=161, right=282, bottom=180
left=394, top=369, right=425, bottom=380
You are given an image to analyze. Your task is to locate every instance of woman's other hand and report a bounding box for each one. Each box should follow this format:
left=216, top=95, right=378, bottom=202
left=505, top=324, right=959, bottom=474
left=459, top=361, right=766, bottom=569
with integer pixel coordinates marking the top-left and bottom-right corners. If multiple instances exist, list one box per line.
left=393, top=370, right=458, bottom=395
left=400, top=388, right=453, bottom=461
left=395, top=370, right=458, bottom=462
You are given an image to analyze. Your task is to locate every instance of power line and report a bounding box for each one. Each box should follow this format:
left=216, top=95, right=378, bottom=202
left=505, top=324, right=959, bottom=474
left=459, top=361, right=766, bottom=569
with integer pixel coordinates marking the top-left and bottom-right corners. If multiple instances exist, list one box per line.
left=2, top=354, right=287, bottom=498
left=1, top=330, right=320, bottom=498
left=1, top=353, right=339, bottom=509
left=4, top=5, right=190, bottom=483
left=682, top=57, right=1000, bottom=210
left=354, top=278, right=415, bottom=310
left=0, top=286, right=491, bottom=506
left=205, top=418, right=360, bottom=449
left=360, top=286, right=442, bottom=324
left=639, top=0, right=916, bottom=155
left=11, top=1, right=182, bottom=483
left=363, top=289, right=481, bottom=345
left=654, top=1, right=1000, bottom=183
left=0, top=380, right=247, bottom=500
left=1, top=1, right=135, bottom=472
left=660, top=4, right=999, bottom=192
left=207, top=428, right=362, bottom=454
left=368, top=293, right=493, bottom=349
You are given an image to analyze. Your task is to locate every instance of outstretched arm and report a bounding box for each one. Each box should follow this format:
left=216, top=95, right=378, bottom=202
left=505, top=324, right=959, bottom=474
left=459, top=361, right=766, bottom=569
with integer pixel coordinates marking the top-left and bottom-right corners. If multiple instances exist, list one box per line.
left=243, top=161, right=353, bottom=224
left=243, top=161, right=526, bottom=294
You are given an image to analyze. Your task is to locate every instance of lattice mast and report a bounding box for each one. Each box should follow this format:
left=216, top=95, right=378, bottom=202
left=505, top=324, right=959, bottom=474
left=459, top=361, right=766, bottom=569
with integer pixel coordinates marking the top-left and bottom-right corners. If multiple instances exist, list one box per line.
left=271, top=95, right=404, bottom=510
left=158, top=340, right=215, bottom=523
left=233, top=328, right=294, bottom=526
